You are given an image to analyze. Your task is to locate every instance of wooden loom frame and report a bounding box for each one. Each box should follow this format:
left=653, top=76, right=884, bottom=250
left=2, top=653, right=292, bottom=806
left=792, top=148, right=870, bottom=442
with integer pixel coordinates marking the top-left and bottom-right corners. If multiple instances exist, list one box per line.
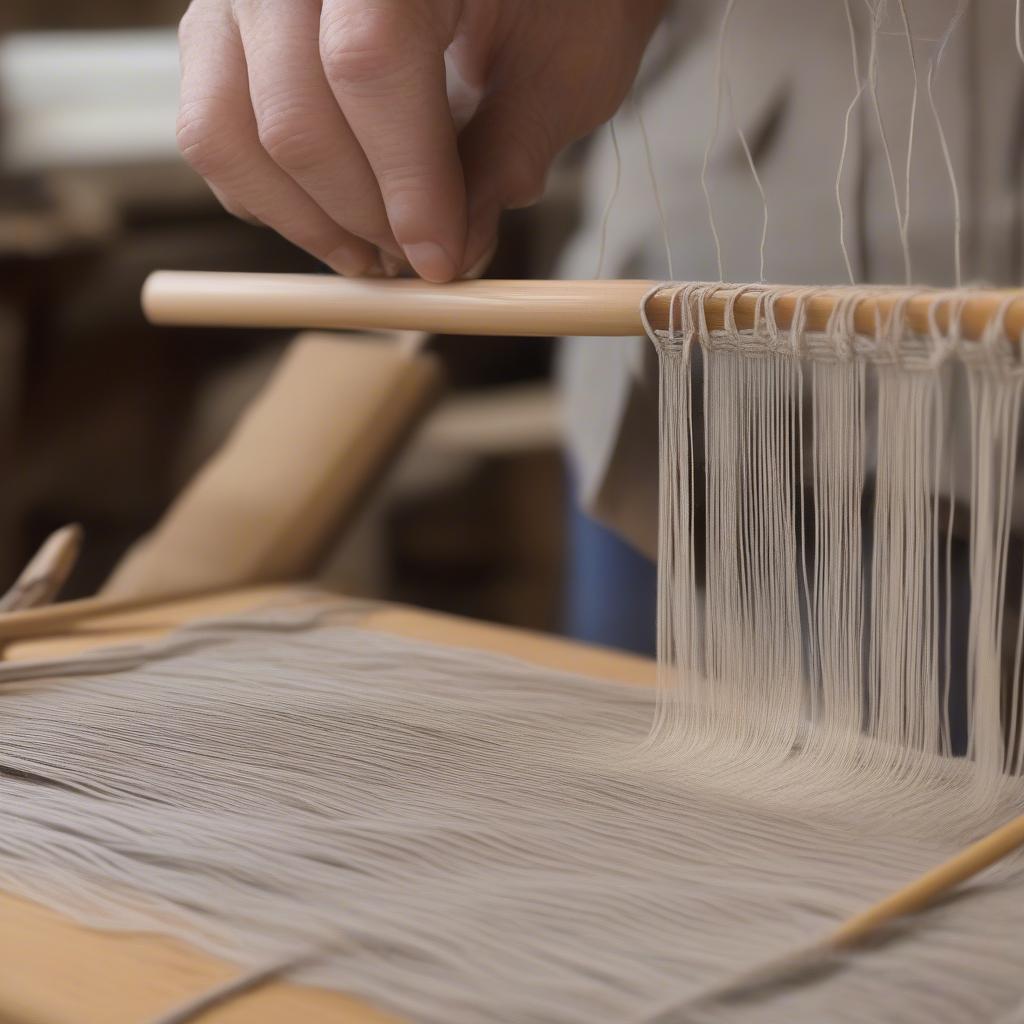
left=141, top=269, right=1024, bottom=950
left=139, top=269, right=1024, bottom=951
left=2, top=269, right=1024, bottom=1022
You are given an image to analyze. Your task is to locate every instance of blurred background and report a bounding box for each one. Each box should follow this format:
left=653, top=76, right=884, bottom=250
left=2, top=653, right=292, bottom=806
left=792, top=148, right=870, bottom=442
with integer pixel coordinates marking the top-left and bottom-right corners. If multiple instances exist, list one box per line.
left=0, top=3, right=654, bottom=650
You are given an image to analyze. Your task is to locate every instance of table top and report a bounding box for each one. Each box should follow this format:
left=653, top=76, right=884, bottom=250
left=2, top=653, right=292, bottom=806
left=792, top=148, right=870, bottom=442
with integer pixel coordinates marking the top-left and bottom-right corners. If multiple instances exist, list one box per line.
left=0, top=586, right=654, bottom=1024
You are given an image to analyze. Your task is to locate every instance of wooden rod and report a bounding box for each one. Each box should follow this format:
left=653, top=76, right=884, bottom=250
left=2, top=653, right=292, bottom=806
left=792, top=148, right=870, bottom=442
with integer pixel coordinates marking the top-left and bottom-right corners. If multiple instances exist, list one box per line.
left=0, top=592, right=194, bottom=645
left=686, top=812, right=1024, bottom=1009
left=0, top=524, right=82, bottom=613
left=828, top=813, right=1024, bottom=949
left=143, top=271, right=1024, bottom=341
left=143, top=273, right=657, bottom=337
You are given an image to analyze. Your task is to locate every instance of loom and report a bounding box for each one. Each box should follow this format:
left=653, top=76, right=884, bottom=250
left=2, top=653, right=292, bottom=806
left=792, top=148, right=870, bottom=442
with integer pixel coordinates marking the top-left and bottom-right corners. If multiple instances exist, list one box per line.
left=6, top=2, right=1024, bottom=1022
left=1, top=272, right=1023, bottom=1024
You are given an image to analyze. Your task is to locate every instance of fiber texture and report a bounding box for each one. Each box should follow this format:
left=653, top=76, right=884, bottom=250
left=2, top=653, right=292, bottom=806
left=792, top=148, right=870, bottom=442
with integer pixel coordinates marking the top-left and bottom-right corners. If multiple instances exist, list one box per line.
left=1, top=600, right=1024, bottom=1023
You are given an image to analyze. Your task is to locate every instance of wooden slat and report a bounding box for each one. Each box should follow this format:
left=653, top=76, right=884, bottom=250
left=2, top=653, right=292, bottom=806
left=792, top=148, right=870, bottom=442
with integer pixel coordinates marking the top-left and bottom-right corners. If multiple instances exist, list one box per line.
left=101, top=334, right=440, bottom=603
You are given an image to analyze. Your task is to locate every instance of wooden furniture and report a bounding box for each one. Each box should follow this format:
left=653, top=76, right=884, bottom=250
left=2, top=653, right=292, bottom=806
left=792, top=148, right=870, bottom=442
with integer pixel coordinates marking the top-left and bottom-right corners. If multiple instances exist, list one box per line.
left=101, top=332, right=440, bottom=603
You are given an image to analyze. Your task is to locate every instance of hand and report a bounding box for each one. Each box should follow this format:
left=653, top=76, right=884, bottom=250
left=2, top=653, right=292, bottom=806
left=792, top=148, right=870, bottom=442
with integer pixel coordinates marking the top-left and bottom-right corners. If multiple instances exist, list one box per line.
left=176, top=0, right=667, bottom=281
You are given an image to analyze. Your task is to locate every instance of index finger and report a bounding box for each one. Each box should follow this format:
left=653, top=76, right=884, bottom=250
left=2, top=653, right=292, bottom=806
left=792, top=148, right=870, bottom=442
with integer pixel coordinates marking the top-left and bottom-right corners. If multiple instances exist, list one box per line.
left=319, top=0, right=467, bottom=282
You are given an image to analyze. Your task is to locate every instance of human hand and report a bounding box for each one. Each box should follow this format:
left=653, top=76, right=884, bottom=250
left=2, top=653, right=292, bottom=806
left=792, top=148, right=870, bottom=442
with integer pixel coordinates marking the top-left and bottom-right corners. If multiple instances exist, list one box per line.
left=176, top=0, right=667, bottom=281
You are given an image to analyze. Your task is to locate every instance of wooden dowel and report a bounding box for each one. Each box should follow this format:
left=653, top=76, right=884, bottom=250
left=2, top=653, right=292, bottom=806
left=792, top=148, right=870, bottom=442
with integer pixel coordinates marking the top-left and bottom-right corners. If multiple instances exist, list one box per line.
left=143, top=272, right=1024, bottom=341
left=0, top=587, right=274, bottom=650
left=828, top=813, right=1024, bottom=949
left=680, top=812, right=1024, bottom=1011
left=143, top=273, right=657, bottom=337
left=0, top=593, right=190, bottom=645
left=0, top=524, right=82, bottom=613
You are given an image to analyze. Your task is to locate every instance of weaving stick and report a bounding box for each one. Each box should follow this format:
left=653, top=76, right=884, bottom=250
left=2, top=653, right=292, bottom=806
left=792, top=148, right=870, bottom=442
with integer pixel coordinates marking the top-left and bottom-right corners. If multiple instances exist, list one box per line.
left=643, top=814, right=1024, bottom=1021
left=827, top=812, right=1024, bottom=949
left=0, top=524, right=82, bottom=612
left=142, top=272, right=1024, bottom=341
left=0, top=586, right=294, bottom=651
left=0, top=593, right=164, bottom=643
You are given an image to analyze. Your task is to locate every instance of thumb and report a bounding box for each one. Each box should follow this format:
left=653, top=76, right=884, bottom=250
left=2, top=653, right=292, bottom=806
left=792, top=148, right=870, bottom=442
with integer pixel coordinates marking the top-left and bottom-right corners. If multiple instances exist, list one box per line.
left=458, top=94, right=564, bottom=277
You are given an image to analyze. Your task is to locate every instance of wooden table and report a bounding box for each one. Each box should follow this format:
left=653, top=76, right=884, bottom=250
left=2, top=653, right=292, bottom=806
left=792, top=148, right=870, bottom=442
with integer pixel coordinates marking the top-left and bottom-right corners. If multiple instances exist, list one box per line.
left=0, top=586, right=654, bottom=1024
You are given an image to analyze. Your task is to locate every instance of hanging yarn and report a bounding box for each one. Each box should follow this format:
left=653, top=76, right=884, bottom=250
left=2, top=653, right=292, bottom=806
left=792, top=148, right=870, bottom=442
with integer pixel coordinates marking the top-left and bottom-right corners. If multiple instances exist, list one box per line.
left=646, top=283, right=1024, bottom=822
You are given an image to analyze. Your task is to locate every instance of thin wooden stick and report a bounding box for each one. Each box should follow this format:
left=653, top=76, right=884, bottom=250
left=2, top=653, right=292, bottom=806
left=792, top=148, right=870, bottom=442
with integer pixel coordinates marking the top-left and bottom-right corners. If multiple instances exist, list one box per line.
left=658, top=812, right=1024, bottom=1015
left=0, top=592, right=200, bottom=644
left=0, top=524, right=82, bottom=613
left=142, top=272, right=1024, bottom=341
left=828, top=812, right=1024, bottom=949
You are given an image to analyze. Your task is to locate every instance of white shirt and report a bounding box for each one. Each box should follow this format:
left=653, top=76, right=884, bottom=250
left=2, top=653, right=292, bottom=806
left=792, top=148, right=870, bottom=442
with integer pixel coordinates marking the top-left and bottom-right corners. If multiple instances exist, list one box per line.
left=559, top=0, right=1024, bottom=557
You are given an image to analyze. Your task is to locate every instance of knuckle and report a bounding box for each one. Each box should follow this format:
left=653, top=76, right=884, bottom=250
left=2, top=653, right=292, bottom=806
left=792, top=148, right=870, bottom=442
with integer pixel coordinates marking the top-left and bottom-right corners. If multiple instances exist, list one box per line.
left=380, top=168, right=432, bottom=205
left=176, top=100, right=235, bottom=177
left=256, top=113, right=323, bottom=173
left=377, top=172, right=435, bottom=231
left=319, top=5, right=416, bottom=87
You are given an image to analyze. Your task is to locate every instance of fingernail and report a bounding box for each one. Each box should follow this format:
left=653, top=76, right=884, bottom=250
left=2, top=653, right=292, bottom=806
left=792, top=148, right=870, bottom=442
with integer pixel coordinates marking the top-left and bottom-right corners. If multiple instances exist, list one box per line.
left=461, top=237, right=497, bottom=280
left=462, top=219, right=498, bottom=278
left=403, top=242, right=456, bottom=284
left=326, top=247, right=369, bottom=277
left=507, top=189, right=544, bottom=211
left=380, top=251, right=408, bottom=278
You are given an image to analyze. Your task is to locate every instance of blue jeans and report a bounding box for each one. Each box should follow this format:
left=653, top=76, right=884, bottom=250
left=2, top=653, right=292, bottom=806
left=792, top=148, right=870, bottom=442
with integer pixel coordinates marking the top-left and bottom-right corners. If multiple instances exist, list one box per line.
left=563, top=484, right=657, bottom=657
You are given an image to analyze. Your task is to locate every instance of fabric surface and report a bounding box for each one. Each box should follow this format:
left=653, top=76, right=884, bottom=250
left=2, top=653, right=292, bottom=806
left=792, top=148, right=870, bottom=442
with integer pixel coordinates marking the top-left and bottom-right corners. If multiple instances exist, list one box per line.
left=2, top=607, right=1023, bottom=1024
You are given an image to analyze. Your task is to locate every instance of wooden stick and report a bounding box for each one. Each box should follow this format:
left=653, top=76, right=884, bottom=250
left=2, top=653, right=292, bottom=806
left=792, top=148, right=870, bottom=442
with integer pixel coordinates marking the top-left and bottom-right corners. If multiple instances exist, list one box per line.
left=671, top=812, right=1024, bottom=1012
left=0, top=524, right=82, bottom=613
left=142, top=272, right=1024, bottom=341
left=143, top=273, right=658, bottom=337
left=0, top=592, right=198, bottom=645
left=828, top=812, right=1024, bottom=949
